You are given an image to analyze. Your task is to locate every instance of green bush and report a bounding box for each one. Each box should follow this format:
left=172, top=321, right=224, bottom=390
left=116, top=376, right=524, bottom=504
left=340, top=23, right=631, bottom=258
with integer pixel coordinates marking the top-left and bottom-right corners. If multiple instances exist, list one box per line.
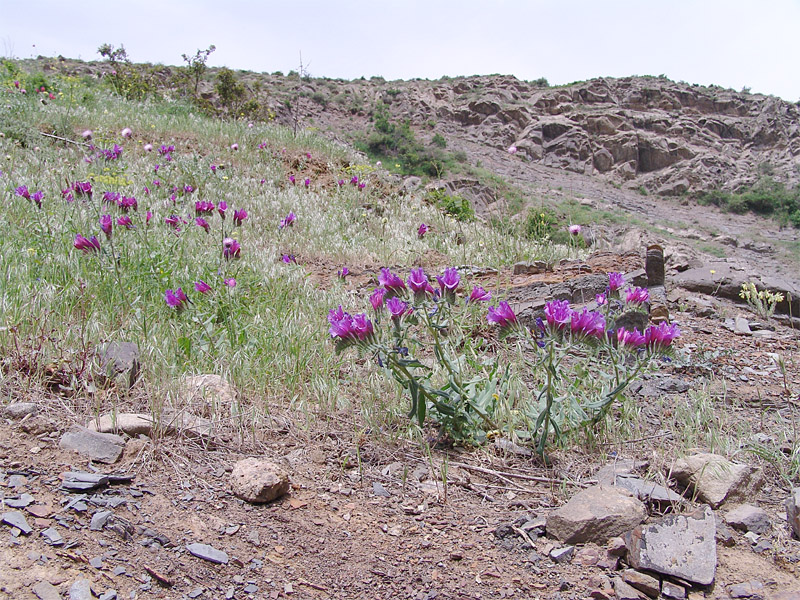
left=432, top=133, right=447, bottom=148
left=696, top=177, right=800, bottom=226
left=427, top=189, right=474, bottom=221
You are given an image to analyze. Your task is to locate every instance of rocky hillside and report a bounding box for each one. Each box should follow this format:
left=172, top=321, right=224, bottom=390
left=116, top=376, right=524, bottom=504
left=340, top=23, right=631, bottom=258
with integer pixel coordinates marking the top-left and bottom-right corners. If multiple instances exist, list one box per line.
left=258, top=73, right=800, bottom=196
left=30, top=56, right=800, bottom=197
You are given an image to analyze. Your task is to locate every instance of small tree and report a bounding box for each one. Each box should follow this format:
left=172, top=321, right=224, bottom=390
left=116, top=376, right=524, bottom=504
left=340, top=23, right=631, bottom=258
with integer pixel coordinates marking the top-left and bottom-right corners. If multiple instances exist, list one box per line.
left=182, top=45, right=216, bottom=97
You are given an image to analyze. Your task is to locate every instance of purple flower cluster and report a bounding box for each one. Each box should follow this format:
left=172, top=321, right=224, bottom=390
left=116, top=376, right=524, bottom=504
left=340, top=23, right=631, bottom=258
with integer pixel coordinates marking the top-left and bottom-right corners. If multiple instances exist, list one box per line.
left=164, top=287, right=189, bottom=311
left=625, top=287, right=650, bottom=305
left=195, top=201, right=215, bottom=215
left=407, top=268, right=434, bottom=301
left=74, top=234, right=101, bottom=254
left=436, top=267, right=460, bottom=302
left=328, top=306, right=374, bottom=342
left=99, top=144, right=123, bottom=161
left=223, top=238, right=241, bottom=259
left=279, top=212, right=296, bottom=229
left=379, top=268, right=406, bottom=297
left=644, top=322, right=681, bottom=351
left=487, top=301, right=517, bottom=328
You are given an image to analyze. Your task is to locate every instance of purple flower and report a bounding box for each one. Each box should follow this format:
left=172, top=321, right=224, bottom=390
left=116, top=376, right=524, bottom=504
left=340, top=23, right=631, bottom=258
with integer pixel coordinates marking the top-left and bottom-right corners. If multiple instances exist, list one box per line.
left=158, top=144, right=174, bottom=155
left=217, top=201, right=228, bottom=219
left=195, top=217, right=210, bottom=232
left=121, top=127, right=132, bottom=138
left=289, top=175, right=296, bottom=185
left=116, top=215, right=134, bottom=229
left=143, top=186, right=150, bottom=195
left=407, top=268, right=433, bottom=301
left=595, top=293, right=607, bottom=306
left=99, top=214, right=113, bottom=238
left=508, top=145, right=517, bottom=154
left=144, top=143, right=153, bottom=152
left=617, top=328, right=646, bottom=348
left=223, top=237, right=241, bottom=259
left=153, top=179, right=161, bottom=187
left=103, top=191, right=120, bottom=205
left=644, top=322, right=680, bottom=351
left=387, top=296, right=409, bottom=320
left=306, top=152, right=312, bottom=159
left=625, top=287, right=650, bottom=305
left=81, top=129, right=92, bottom=140
left=487, top=301, right=517, bottom=329
left=184, top=184, right=194, bottom=194
left=210, top=164, right=217, bottom=173
left=279, top=211, right=296, bottom=229
left=224, top=278, right=237, bottom=288
left=304, top=178, right=310, bottom=188
left=570, top=308, right=606, bottom=339
left=195, top=200, right=215, bottom=215
left=165, top=287, right=189, bottom=311
left=379, top=268, right=406, bottom=296
left=358, top=182, right=366, bottom=191
left=338, top=267, right=350, bottom=280
left=369, top=288, right=386, bottom=311
left=350, top=175, right=359, bottom=186
left=165, top=215, right=182, bottom=229
left=337, top=179, right=344, bottom=187
left=195, top=280, right=212, bottom=294
left=468, top=286, right=491, bottom=303
left=14, top=185, right=30, bottom=200
left=231, top=143, right=239, bottom=151
left=281, top=254, right=297, bottom=264
left=74, top=234, right=101, bottom=254
left=328, top=306, right=374, bottom=342
left=146, top=211, right=152, bottom=224
left=568, top=224, right=582, bottom=235
left=417, top=223, right=429, bottom=239
left=30, top=190, right=43, bottom=208
left=73, top=181, right=92, bottom=197
left=436, top=267, right=460, bottom=302
left=544, top=299, right=572, bottom=331
left=119, top=196, right=137, bottom=211
left=233, top=209, right=248, bottom=226
left=608, top=272, right=625, bottom=293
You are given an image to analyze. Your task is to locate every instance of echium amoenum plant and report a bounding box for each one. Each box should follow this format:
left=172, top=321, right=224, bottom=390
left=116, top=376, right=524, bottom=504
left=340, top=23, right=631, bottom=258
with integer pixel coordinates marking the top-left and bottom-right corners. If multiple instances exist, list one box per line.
left=329, top=267, right=506, bottom=444
left=329, top=270, right=679, bottom=450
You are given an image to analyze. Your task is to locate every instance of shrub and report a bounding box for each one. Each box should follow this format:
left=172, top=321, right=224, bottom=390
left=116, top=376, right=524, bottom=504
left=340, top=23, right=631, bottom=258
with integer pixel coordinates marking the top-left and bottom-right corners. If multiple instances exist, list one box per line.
left=428, top=189, right=474, bottom=221
left=432, top=133, right=447, bottom=148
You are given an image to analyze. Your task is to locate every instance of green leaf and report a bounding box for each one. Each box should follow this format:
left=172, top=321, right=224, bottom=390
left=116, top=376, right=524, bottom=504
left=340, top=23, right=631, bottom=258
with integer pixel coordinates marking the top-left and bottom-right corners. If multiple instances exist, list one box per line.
left=177, top=336, right=192, bottom=359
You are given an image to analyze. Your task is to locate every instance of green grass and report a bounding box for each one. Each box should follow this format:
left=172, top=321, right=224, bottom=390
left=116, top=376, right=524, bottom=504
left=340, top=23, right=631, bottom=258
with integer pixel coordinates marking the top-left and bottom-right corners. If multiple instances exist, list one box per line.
left=0, top=65, right=572, bottom=436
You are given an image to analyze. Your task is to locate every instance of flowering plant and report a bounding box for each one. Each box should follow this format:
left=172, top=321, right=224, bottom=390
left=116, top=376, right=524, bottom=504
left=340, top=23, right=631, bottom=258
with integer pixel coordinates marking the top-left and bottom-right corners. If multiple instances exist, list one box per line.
left=329, top=267, right=505, bottom=443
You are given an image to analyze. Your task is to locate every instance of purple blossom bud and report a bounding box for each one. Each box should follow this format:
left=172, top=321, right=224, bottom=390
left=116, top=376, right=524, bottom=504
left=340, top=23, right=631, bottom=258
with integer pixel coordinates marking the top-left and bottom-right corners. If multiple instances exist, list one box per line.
left=417, top=223, right=429, bottom=239
left=99, top=214, right=113, bottom=238
left=74, top=234, right=101, bottom=254
left=436, top=267, right=460, bottom=302
left=569, top=308, right=606, bottom=339
left=608, top=272, right=625, bottom=293
left=644, top=322, right=680, bottom=351
left=568, top=224, right=582, bottom=235
left=116, top=215, right=134, bottom=229
left=487, top=301, right=517, bottom=329
left=279, top=212, right=296, bottom=229
left=338, top=267, right=350, bottom=280
left=617, top=327, right=646, bottom=348
left=468, top=286, right=491, bottom=303
left=121, top=127, right=132, bottom=138
left=14, top=185, right=30, bottom=199
left=223, top=237, right=241, bottom=260
left=386, top=296, right=409, bottom=320
left=369, top=288, right=386, bottom=311
left=194, top=280, right=212, bottom=294
left=224, top=278, right=237, bottom=288
left=165, top=287, right=189, bottom=311
left=30, top=190, right=43, bottom=208
left=544, top=299, right=572, bottom=331
left=231, top=143, right=239, bottom=151
left=379, top=268, right=406, bottom=297
left=625, top=287, right=650, bottom=304
left=233, top=209, right=248, bottom=226
left=595, top=293, right=607, bottom=306
left=195, top=217, right=210, bottom=232
left=217, top=201, right=228, bottom=219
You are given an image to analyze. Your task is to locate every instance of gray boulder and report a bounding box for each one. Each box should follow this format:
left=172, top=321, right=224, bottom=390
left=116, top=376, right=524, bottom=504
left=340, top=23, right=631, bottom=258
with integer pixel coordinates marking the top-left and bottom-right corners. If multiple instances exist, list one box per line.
left=671, top=452, right=764, bottom=508
left=59, top=426, right=125, bottom=464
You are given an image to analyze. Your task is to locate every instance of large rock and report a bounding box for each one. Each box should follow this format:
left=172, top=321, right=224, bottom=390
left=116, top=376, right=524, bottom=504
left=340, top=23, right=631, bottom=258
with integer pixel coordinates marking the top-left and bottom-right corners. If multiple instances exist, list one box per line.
left=230, top=458, right=290, bottom=503
left=97, top=341, right=140, bottom=388
left=671, top=452, right=764, bottom=508
left=786, top=488, right=800, bottom=539
left=546, top=485, right=647, bottom=545
left=626, top=505, right=716, bottom=586
left=59, top=426, right=125, bottom=463
left=176, top=374, right=236, bottom=417
left=2, top=402, right=38, bottom=419
left=87, top=413, right=154, bottom=436
left=725, top=504, right=770, bottom=534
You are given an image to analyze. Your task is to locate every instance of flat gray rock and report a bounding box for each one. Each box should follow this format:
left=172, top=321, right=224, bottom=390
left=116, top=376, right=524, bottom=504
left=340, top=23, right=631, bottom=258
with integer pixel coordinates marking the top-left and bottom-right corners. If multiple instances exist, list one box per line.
left=2, top=510, right=33, bottom=534
left=786, top=488, right=800, bottom=540
left=32, top=581, right=61, bottom=600
left=59, top=426, right=125, bottom=464
left=672, top=452, right=763, bottom=508
left=42, top=527, right=64, bottom=546
left=61, top=471, right=110, bottom=491
left=69, top=578, right=92, bottom=600
left=187, top=542, right=228, bottom=564
left=5, top=493, right=35, bottom=508
left=728, top=580, right=764, bottom=599
left=2, top=402, right=38, bottom=419
left=87, top=413, right=154, bottom=436
left=725, top=504, right=771, bottom=535
left=615, top=474, right=685, bottom=505
left=90, top=510, right=113, bottom=531
left=626, top=505, right=716, bottom=586
left=546, top=485, right=647, bottom=545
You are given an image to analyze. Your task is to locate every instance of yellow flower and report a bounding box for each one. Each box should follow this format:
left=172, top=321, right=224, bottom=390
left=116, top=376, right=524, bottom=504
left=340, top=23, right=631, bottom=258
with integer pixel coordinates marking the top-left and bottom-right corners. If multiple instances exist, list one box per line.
left=710, top=269, right=716, bottom=275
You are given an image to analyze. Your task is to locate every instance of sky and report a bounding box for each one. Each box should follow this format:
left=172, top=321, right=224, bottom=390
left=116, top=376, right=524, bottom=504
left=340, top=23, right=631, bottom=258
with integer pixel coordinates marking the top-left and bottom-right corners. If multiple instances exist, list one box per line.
left=3, top=0, right=800, bottom=101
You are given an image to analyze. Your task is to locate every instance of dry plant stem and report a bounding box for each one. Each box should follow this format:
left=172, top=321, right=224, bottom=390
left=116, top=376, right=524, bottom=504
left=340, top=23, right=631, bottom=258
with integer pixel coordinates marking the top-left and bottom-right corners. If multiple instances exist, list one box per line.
left=596, top=431, right=673, bottom=445
left=39, top=131, right=93, bottom=147
left=447, top=460, right=589, bottom=488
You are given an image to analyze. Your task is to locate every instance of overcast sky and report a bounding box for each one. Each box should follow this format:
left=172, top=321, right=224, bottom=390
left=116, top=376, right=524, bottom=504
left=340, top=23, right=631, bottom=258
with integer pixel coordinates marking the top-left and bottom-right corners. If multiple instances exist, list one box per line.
left=3, top=0, right=799, bottom=101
